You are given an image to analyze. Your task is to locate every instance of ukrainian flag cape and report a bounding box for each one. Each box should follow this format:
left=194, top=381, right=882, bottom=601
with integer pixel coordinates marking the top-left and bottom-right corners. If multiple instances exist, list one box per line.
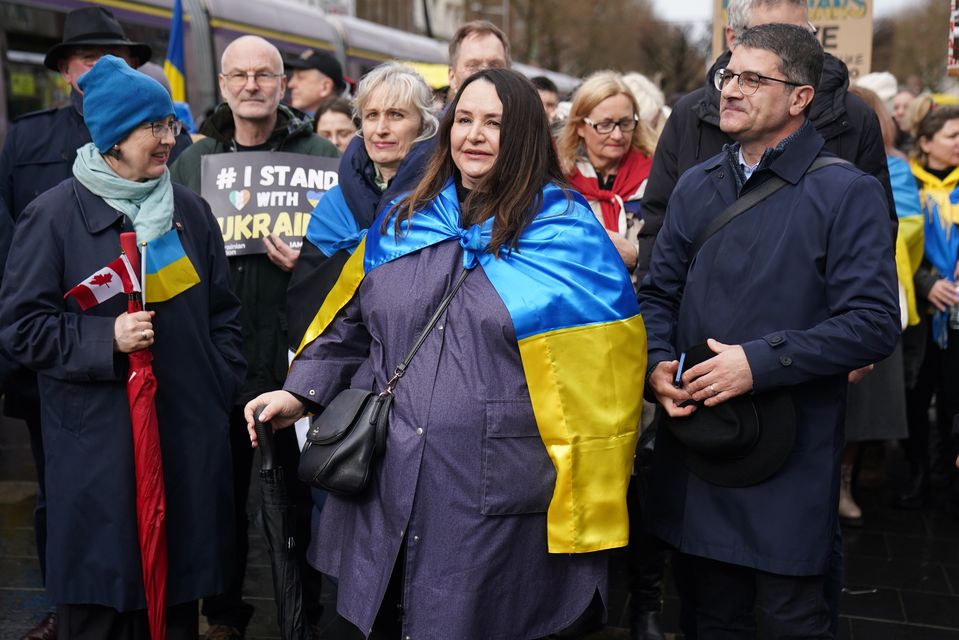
left=304, top=186, right=366, bottom=257
left=297, top=179, right=646, bottom=553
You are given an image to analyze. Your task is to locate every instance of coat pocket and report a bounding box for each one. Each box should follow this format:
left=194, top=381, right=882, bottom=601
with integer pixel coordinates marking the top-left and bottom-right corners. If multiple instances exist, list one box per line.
left=481, top=399, right=555, bottom=516
left=39, top=376, right=88, bottom=437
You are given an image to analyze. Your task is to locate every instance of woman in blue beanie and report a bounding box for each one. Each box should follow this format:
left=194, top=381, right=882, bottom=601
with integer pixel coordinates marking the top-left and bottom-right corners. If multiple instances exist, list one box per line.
left=0, top=55, right=245, bottom=638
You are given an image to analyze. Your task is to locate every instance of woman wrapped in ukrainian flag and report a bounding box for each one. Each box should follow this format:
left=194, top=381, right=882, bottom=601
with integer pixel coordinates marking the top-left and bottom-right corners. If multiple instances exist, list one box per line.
left=245, top=68, right=646, bottom=639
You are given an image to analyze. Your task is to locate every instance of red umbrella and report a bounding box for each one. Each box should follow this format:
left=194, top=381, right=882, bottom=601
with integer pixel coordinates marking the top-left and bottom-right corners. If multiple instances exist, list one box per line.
left=121, top=231, right=168, bottom=639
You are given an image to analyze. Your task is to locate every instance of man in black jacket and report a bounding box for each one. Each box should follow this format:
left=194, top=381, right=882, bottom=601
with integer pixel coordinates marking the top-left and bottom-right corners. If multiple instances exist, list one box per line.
left=170, top=35, right=338, bottom=640
left=640, top=0, right=894, bottom=279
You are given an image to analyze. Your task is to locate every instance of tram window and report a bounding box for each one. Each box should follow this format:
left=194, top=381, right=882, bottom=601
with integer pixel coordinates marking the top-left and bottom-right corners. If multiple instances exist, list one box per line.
left=5, top=50, right=69, bottom=120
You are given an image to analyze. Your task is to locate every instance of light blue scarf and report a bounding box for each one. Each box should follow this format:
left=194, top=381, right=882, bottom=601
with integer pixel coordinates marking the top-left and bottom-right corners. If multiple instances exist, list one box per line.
left=72, top=142, right=174, bottom=243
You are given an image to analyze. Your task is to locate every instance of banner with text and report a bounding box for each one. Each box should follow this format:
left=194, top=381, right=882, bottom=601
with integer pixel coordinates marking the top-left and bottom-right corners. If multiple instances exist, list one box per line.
left=201, top=152, right=340, bottom=256
left=711, top=0, right=873, bottom=80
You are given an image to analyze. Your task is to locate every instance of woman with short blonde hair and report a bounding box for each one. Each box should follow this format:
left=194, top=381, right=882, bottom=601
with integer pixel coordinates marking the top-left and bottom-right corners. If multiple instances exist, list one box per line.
left=559, top=70, right=657, bottom=281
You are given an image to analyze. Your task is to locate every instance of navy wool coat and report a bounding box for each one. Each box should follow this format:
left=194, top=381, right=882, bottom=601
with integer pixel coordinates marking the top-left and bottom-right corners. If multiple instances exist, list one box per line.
left=0, top=178, right=244, bottom=610
left=638, top=124, right=900, bottom=576
left=0, top=93, right=192, bottom=410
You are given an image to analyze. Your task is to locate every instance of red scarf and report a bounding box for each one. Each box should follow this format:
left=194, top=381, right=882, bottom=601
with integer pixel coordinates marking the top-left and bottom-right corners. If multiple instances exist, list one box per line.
left=567, top=149, right=652, bottom=232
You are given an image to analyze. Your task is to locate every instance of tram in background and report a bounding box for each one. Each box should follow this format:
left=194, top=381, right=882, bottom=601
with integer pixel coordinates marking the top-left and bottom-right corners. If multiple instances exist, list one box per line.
left=0, top=0, right=580, bottom=143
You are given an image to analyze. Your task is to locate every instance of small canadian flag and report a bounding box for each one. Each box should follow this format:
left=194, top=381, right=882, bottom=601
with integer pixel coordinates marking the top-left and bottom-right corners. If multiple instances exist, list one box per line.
left=64, top=254, right=141, bottom=311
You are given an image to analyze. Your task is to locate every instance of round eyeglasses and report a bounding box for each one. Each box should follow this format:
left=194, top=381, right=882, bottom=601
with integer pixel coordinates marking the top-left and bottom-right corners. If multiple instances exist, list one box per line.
left=713, top=68, right=803, bottom=95
left=583, top=114, right=639, bottom=135
left=148, top=120, right=183, bottom=139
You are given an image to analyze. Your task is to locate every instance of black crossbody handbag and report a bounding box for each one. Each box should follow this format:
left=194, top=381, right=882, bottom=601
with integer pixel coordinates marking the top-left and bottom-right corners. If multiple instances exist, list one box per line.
left=298, top=267, right=471, bottom=496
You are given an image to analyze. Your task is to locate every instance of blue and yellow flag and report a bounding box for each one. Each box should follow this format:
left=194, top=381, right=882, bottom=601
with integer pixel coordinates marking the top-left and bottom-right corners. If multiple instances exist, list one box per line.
left=297, top=180, right=646, bottom=554
left=304, top=186, right=366, bottom=257
left=163, top=0, right=186, bottom=102
left=144, top=228, right=200, bottom=303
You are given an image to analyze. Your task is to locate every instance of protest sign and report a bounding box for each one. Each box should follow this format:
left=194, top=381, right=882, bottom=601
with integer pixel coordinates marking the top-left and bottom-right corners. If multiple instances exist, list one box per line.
left=201, top=152, right=340, bottom=256
left=711, top=0, right=873, bottom=79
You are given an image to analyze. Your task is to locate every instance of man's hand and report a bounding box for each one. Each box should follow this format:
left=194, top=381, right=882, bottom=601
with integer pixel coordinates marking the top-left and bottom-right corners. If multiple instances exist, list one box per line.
left=263, top=233, right=300, bottom=272
left=682, top=338, right=753, bottom=407
left=648, top=360, right=698, bottom=418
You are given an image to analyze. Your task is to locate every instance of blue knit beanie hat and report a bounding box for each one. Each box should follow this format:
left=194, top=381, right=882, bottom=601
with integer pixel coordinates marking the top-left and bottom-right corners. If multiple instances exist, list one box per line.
left=78, top=55, right=175, bottom=152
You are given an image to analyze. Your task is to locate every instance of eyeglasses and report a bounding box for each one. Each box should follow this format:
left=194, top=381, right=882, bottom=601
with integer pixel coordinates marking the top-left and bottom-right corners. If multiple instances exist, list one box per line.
left=147, top=120, right=183, bottom=139
left=221, top=71, right=283, bottom=89
left=582, top=114, right=639, bottom=135
left=713, top=68, right=803, bottom=95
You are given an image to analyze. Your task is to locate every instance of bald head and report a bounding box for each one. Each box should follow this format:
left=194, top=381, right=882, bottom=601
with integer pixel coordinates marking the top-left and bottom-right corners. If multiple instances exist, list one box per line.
left=218, top=35, right=287, bottom=127
left=220, top=35, right=283, bottom=75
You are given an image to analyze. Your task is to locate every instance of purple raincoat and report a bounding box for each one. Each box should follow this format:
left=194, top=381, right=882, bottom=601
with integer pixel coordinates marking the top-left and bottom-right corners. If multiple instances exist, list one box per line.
left=286, top=239, right=607, bottom=639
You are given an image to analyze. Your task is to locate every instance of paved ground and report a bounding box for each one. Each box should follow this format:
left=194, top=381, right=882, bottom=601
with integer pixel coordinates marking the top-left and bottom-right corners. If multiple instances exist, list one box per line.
left=3, top=414, right=959, bottom=639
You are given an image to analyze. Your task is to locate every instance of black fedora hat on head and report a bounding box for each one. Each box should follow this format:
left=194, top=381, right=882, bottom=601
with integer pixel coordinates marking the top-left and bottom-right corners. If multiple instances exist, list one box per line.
left=666, top=342, right=796, bottom=488
left=44, top=7, right=152, bottom=71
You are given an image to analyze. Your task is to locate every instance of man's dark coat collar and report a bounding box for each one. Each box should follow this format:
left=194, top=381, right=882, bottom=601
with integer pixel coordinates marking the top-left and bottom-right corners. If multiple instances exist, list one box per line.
left=705, top=120, right=827, bottom=190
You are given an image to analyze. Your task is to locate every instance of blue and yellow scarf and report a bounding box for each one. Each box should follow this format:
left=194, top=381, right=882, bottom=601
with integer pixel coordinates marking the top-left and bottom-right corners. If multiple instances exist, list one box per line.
left=297, top=179, right=646, bottom=553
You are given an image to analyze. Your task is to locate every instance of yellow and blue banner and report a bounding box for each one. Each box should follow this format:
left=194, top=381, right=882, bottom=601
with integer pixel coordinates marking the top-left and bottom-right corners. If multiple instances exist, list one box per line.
left=144, top=228, right=200, bottom=303
left=297, top=179, right=646, bottom=553
left=163, top=0, right=186, bottom=102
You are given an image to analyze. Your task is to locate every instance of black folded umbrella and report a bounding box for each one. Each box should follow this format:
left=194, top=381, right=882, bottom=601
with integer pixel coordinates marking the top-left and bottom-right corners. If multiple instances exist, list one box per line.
left=254, top=408, right=310, bottom=640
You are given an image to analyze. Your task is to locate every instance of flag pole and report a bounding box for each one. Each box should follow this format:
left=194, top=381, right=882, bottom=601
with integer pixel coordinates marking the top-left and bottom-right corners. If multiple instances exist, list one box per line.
left=140, top=242, right=147, bottom=310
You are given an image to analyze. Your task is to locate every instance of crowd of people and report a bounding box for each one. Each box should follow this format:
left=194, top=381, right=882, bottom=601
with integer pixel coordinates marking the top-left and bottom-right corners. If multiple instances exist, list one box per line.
left=0, top=1, right=954, bottom=639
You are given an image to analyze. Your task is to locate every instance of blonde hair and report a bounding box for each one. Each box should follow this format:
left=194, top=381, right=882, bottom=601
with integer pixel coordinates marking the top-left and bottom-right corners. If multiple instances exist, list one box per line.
left=557, top=70, right=657, bottom=175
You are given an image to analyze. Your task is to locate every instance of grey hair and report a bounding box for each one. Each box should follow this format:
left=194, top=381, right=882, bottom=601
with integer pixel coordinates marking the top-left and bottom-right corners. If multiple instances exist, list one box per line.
left=736, top=23, right=823, bottom=89
left=353, top=61, right=438, bottom=143
left=727, top=0, right=806, bottom=40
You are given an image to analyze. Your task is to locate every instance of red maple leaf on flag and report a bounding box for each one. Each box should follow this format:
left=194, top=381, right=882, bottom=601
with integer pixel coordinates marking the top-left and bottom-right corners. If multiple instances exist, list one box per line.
left=90, top=273, right=114, bottom=287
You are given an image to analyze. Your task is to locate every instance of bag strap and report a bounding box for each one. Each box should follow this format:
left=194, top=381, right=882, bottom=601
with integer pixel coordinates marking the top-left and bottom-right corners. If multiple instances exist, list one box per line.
left=688, top=156, right=850, bottom=261
left=382, top=266, right=472, bottom=394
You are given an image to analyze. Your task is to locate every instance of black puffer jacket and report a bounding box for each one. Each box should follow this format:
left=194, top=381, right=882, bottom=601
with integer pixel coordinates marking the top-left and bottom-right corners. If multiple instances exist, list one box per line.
left=640, top=50, right=895, bottom=277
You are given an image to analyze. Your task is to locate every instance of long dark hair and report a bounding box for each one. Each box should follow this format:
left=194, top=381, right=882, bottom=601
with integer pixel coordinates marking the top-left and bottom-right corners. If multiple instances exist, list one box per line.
left=389, top=67, right=567, bottom=255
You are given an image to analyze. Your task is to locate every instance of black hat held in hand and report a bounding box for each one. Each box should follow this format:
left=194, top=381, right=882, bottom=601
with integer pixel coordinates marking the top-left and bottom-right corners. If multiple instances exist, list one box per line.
left=666, top=342, right=796, bottom=488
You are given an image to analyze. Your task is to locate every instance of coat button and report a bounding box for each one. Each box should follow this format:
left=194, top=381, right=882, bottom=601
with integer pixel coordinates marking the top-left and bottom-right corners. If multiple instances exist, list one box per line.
left=769, top=335, right=783, bottom=345
left=416, top=427, right=423, bottom=436
left=717, top=171, right=725, bottom=179
left=308, top=389, right=316, bottom=396
left=779, top=355, right=793, bottom=366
